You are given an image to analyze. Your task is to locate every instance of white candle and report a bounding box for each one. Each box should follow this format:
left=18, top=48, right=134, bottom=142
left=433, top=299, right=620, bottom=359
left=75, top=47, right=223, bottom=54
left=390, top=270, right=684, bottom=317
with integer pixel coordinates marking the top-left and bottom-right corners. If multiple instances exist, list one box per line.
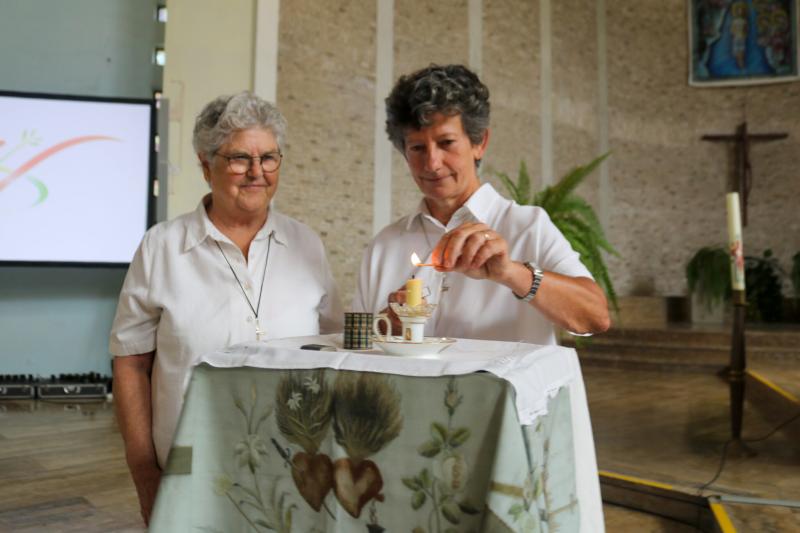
left=726, top=192, right=745, bottom=291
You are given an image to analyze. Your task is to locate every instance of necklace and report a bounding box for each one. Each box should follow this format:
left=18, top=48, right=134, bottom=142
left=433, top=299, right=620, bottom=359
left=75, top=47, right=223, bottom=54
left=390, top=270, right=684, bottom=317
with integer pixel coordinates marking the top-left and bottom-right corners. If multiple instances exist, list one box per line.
left=215, top=231, right=274, bottom=340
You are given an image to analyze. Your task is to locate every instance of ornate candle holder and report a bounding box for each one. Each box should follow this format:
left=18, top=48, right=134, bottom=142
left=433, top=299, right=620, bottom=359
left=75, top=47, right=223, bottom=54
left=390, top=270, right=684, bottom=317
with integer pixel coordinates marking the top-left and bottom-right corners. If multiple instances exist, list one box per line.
left=389, top=302, right=436, bottom=343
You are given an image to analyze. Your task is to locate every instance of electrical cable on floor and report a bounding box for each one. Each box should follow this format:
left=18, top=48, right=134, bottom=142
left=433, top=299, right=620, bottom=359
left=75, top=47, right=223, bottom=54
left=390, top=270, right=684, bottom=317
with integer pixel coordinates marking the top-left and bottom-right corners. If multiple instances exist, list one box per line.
left=693, top=410, right=800, bottom=530
left=697, top=410, right=800, bottom=495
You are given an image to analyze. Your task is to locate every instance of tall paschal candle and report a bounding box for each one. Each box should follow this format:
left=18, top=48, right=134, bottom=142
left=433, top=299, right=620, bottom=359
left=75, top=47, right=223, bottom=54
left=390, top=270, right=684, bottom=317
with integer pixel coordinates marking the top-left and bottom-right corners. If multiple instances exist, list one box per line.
left=726, top=192, right=745, bottom=291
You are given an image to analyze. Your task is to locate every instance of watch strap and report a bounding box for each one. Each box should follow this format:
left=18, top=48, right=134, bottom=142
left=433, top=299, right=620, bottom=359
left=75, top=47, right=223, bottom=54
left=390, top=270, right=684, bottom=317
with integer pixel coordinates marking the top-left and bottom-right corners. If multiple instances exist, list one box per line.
left=514, top=262, right=543, bottom=302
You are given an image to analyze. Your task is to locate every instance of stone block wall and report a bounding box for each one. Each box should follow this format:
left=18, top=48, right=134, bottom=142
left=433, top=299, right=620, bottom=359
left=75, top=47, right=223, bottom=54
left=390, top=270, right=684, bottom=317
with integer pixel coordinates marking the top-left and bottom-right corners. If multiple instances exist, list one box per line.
left=604, top=0, right=800, bottom=297
left=166, top=0, right=799, bottom=308
left=275, top=0, right=377, bottom=306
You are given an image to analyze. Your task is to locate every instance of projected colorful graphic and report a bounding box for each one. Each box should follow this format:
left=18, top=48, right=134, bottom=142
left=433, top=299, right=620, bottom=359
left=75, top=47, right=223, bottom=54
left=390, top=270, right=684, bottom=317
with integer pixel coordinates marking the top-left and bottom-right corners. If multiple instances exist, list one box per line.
left=0, top=93, right=152, bottom=264
left=0, top=131, right=119, bottom=206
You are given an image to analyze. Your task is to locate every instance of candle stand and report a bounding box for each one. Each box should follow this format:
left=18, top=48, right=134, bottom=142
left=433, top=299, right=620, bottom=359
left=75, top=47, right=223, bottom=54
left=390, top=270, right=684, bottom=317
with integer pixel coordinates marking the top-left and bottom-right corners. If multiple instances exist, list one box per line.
left=390, top=302, right=436, bottom=343
left=728, top=289, right=756, bottom=457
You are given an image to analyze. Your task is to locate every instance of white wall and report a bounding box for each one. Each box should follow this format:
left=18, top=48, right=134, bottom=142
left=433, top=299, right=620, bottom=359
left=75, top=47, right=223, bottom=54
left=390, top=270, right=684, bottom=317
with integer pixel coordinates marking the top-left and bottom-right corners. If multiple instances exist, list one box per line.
left=163, top=0, right=256, bottom=218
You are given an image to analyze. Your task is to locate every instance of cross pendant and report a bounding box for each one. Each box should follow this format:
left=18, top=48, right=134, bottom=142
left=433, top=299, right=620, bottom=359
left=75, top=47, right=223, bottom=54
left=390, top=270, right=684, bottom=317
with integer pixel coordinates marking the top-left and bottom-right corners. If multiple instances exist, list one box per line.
left=255, top=321, right=265, bottom=341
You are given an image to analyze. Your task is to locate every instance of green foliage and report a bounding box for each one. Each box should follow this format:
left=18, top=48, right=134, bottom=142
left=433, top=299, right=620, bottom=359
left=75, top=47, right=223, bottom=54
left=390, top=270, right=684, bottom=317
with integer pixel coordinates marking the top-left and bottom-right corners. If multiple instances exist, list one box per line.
left=497, top=153, right=619, bottom=311
left=417, top=439, right=442, bottom=457
left=745, top=249, right=784, bottom=322
left=685, top=246, right=731, bottom=311
left=411, top=489, right=427, bottom=510
left=457, top=501, right=481, bottom=515
left=403, top=378, right=476, bottom=530
left=687, top=247, right=797, bottom=322
left=497, top=160, right=533, bottom=205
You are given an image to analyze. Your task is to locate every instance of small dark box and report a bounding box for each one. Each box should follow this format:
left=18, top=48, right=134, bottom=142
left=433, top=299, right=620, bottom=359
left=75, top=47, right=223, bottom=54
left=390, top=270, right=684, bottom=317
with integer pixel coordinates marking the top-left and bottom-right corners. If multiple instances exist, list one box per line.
left=0, top=384, right=36, bottom=400
left=37, top=383, right=107, bottom=400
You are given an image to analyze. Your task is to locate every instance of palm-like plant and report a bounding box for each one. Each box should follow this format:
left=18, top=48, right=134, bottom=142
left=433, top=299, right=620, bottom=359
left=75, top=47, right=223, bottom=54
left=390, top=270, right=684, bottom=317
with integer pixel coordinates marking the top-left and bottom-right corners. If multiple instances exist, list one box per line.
left=496, top=153, right=619, bottom=311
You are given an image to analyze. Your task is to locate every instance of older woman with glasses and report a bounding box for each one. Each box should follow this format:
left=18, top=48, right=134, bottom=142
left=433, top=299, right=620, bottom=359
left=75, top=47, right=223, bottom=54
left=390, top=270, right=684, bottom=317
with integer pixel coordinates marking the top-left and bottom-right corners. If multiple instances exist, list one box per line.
left=109, top=91, right=342, bottom=525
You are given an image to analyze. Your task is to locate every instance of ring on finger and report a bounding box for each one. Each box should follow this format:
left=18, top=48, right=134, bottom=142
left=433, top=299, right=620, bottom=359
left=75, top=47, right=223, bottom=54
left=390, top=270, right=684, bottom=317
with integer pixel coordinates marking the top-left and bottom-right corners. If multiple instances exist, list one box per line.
left=484, top=232, right=491, bottom=242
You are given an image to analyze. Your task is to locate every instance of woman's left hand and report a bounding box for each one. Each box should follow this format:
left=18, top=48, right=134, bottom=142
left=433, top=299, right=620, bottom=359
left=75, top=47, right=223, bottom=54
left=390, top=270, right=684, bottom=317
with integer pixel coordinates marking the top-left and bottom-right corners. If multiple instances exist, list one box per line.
left=430, top=222, right=514, bottom=284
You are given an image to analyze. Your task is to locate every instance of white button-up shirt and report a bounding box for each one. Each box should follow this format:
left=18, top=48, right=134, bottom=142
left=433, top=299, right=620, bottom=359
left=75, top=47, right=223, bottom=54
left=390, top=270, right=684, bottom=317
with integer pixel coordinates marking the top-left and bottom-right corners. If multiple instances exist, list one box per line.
left=109, top=197, right=342, bottom=466
left=353, top=184, right=591, bottom=345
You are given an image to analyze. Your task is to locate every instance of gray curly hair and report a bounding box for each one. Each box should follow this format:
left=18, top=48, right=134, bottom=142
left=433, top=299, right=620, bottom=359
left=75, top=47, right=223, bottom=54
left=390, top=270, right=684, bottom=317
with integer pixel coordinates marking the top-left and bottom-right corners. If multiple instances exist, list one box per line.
left=192, top=91, right=287, bottom=159
left=385, top=64, right=490, bottom=152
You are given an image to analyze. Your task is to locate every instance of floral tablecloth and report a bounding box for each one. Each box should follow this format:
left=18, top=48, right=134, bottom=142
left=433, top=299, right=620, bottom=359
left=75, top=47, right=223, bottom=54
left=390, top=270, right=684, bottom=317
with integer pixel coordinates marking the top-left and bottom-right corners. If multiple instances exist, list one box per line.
left=150, top=336, right=603, bottom=532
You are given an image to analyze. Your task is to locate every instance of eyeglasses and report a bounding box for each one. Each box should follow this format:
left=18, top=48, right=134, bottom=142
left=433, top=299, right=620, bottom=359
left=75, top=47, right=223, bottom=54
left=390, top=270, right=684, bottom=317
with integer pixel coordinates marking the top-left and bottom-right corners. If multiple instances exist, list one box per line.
left=216, top=151, right=282, bottom=174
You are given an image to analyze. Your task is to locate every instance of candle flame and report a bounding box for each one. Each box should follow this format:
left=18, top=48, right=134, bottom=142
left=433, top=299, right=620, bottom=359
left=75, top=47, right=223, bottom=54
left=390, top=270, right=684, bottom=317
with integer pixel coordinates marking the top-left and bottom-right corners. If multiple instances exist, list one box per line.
left=410, top=252, right=421, bottom=266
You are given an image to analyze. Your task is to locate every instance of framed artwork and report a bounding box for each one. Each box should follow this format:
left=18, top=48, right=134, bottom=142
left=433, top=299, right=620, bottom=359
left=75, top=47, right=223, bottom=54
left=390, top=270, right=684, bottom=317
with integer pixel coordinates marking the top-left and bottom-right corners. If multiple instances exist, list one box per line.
left=689, top=0, right=799, bottom=86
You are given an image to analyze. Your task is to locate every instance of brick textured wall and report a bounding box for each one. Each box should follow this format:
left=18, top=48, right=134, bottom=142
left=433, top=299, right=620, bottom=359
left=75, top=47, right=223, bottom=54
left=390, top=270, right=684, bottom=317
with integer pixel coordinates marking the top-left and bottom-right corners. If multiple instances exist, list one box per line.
left=604, top=0, right=800, bottom=296
left=276, top=0, right=377, bottom=306
left=270, top=0, right=799, bottom=306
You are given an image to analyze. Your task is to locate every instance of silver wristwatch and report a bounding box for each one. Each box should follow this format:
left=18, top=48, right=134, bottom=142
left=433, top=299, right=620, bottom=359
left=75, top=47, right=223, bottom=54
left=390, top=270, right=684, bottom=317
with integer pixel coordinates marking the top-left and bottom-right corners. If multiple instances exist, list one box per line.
left=514, top=262, right=543, bottom=302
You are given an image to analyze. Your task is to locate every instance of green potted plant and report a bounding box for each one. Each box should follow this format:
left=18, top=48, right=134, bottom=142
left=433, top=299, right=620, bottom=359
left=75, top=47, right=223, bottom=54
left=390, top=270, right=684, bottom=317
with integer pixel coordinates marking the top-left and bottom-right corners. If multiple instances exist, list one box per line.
left=745, top=249, right=784, bottom=322
left=792, top=252, right=800, bottom=320
left=685, top=246, right=731, bottom=323
left=789, top=252, right=800, bottom=322
left=496, top=152, right=619, bottom=311
left=792, top=252, right=800, bottom=296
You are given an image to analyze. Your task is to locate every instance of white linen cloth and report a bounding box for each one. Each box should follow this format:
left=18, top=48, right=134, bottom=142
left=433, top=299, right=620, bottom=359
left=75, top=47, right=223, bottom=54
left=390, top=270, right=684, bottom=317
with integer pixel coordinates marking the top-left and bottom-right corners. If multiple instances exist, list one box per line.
left=195, top=335, right=573, bottom=424
left=109, top=197, right=342, bottom=467
left=352, top=183, right=593, bottom=346
left=191, top=334, right=604, bottom=532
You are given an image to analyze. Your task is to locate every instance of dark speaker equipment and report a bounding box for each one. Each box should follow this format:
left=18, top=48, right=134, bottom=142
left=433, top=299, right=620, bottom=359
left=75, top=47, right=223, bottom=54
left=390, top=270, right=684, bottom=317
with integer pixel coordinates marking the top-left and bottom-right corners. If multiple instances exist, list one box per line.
left=0, top=373, right=111, bottom=400
left=0, top=384, right=36, bottom=399
left=37, top=383, right=108, bottom=400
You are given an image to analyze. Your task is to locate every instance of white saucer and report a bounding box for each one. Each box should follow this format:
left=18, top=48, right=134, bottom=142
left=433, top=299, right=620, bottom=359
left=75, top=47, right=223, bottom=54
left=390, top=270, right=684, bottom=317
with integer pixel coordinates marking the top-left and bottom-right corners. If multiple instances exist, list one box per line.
left=373, top=337, right=456, bottom=357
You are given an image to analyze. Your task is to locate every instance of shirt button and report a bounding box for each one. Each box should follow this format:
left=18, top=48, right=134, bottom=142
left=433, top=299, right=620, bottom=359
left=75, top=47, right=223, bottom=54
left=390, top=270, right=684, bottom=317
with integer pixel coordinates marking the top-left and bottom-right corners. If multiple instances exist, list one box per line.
left=246, top=316, right=253, bottom=323
left=243, top=282, right=251, bottom=290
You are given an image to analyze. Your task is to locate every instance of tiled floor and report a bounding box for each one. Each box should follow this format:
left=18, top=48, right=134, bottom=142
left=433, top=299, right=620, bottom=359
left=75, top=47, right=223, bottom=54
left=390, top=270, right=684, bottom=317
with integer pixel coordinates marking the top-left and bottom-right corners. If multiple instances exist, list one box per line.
left=0, top=401, right=143, bottom=532
left=603, top=504, right=699, bottom=532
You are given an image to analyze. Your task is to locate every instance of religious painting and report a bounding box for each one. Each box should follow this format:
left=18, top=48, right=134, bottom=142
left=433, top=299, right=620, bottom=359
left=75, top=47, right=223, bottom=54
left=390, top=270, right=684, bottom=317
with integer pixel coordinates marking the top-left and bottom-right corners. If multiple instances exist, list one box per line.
left=689, top=0, right=799, bottom=86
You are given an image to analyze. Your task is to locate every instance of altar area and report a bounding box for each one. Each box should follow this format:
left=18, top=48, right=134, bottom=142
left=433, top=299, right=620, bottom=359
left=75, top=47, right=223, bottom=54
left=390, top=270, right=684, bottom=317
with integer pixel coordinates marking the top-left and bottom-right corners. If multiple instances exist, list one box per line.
left=149, top=335, right=603, bottom=532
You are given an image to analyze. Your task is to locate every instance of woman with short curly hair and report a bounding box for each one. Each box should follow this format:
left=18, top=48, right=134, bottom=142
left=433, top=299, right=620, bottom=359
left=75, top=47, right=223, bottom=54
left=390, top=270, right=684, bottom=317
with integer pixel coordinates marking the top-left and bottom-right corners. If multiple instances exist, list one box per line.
left=355, top=64, right=610, bottom=344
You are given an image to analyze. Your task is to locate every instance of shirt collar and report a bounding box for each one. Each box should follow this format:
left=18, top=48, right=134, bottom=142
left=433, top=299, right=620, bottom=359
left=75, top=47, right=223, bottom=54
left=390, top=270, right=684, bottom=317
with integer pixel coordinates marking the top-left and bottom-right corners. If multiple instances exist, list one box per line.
left=404, top=182, right=501, bottom=231
left=183, top=194, right=288, bottom=252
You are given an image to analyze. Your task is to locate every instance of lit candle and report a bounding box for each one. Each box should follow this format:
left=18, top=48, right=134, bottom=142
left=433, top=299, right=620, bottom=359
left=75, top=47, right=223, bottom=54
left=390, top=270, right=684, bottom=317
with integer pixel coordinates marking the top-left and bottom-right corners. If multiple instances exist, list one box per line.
left=406, top=276, right=423, bottom=307
left=726, top=192, right=745, bottom=291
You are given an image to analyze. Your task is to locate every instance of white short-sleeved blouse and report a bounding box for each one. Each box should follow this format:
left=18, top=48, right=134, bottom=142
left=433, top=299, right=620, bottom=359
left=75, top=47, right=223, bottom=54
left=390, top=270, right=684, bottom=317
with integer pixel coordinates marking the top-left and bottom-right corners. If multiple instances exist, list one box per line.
left=110, top=197, right=342, bottom=466
left=353, top=184, right=591, bottom=346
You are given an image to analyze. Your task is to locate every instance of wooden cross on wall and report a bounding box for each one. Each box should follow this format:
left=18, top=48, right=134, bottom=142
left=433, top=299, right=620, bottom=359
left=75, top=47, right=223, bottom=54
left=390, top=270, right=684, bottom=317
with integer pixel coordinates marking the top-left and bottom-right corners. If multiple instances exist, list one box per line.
left=702, top=122, right=787, bottom=226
